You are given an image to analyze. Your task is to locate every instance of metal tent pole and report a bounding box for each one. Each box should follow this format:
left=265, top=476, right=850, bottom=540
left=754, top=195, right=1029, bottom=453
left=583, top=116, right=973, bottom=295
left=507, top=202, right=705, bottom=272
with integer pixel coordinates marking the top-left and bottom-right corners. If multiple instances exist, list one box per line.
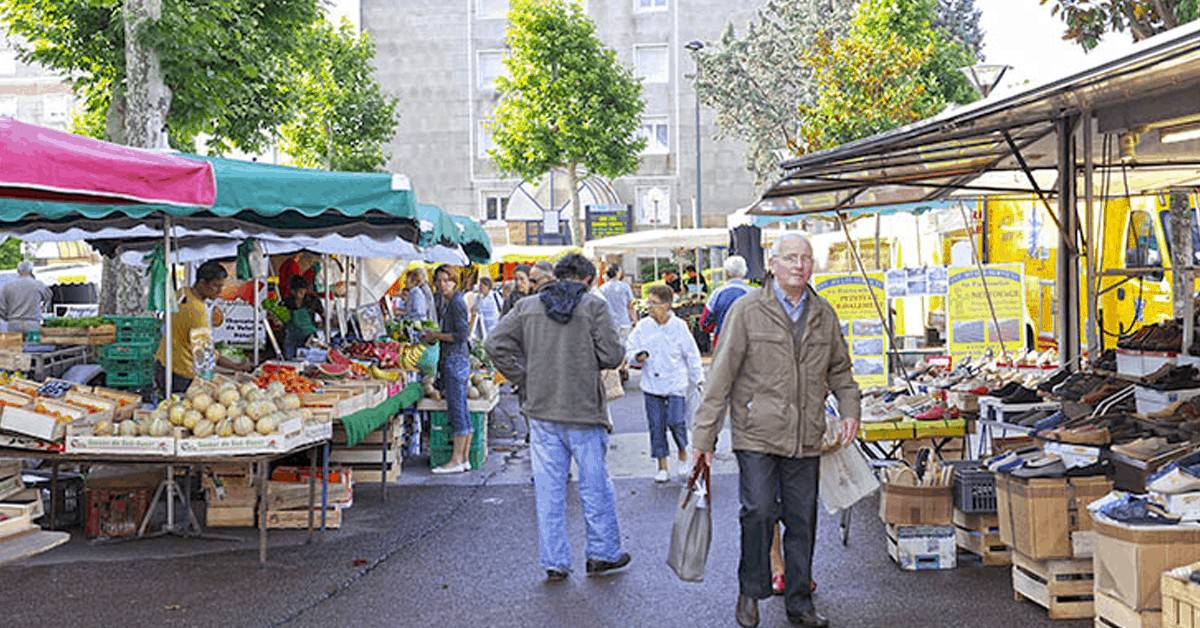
left=1056, top=114, right=1081, bottom=366
left=323, top=254, right=332, bottom=343
left=164, top=215, right=173, bottom=397
left=253, top=250, right=261, bottom=365
left=1083, top=112, right=1099, bottom=362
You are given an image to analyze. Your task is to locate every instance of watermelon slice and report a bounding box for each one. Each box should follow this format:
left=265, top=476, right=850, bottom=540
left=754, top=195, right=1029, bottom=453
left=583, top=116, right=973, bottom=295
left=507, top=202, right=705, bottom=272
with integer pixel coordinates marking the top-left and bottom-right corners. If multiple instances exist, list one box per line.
left=318, top=362, right=349, bottom=377
left=327, top=348, right=351, bottom=367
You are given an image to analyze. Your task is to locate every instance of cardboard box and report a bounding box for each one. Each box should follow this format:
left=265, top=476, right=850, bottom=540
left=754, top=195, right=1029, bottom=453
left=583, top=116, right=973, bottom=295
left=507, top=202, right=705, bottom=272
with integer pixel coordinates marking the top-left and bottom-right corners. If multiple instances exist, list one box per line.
left=175, top=418, right=303, bottom=457
left=1162, top=564, right=1200, bottom=628
left=995, top=474, right=1111, bottom=560
left=65, top=424, right=176, bottom=456
left=886, top=524, right=956, bottom=570
left=1151, top=491, right=1200, bottom=521
left=1092, top=515, right=1200, bottom=611
left=1135, top=385, right=1200, bottom=415
left=879, top=482, right=953, bottom=526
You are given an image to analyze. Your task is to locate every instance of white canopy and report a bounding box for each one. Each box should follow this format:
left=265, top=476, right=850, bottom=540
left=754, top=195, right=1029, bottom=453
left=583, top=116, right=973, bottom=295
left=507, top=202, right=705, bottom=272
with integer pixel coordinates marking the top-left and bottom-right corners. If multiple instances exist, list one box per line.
left=583, top=228, right=730, bottom=256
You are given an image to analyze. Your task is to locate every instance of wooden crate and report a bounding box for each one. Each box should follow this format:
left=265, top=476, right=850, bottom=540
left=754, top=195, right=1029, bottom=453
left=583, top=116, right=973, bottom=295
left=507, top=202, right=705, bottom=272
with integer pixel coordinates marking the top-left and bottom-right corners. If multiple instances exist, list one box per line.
left=0, top=332, right=23, bottom=351
left=40, top=324, right=116, bottom=345
left=0, top=502, right=38, bottom=539
left=1012, top=550, right=1095, bottom=620
left=1095, top=589, right=1163, bottom=628
left=206, top=506, right=255, bottom=527
left=265, top=507, right=342, bottom=529
left=349, top=464, right=401, bottom=483
left=1162, top=568, right=1200, bottom=628
left=954, top=509, right=1011, bottom=567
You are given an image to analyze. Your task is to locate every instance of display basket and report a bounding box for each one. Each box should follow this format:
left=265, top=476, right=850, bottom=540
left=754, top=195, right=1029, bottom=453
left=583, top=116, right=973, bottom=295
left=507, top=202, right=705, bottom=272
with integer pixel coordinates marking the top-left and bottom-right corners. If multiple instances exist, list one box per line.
left=948, top=460, right=996, bottom=513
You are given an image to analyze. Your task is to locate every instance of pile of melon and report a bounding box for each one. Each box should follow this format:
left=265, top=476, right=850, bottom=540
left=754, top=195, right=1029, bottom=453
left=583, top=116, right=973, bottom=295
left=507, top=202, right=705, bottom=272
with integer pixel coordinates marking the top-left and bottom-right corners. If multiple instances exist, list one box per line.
left=96, top=379, right=324, bottom=439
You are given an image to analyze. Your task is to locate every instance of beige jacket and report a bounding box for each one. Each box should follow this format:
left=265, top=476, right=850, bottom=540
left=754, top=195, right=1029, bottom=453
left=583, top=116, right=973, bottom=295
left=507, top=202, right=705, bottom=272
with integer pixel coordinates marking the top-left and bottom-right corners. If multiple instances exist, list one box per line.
left=692, top=279, right=861, bottom=459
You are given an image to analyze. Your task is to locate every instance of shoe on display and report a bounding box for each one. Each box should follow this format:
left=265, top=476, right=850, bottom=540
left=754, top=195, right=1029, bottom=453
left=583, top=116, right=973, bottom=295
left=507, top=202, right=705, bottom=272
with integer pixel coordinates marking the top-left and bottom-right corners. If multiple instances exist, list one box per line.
left=1147, top=467, right=1200, bottom=494
left=1033, top=411, right=1067, bottom=431
left=914, top=405, right=946, bottom=421
left=1001, top=387, right=1041, bottom=404
left=654, top=469, right=669, bottom=483
left=1112, top=437, right=1171, bottom=461
left=1011, top=455, right=1066, bottom=478
left=989, top=381, right=1021, bottom=398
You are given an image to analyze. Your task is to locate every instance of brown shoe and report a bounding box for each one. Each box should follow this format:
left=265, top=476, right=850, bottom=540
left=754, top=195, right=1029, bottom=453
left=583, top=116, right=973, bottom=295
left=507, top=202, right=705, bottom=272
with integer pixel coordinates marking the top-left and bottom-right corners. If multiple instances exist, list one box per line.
left=789, top=609, right=830, bottom=627
left=737, top=594, right=760, bottom=628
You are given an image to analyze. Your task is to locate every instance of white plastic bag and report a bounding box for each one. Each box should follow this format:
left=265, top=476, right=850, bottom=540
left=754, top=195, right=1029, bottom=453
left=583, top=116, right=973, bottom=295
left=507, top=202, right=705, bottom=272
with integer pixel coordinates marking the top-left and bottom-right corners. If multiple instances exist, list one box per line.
left=819, top=443, right=879, bottom=515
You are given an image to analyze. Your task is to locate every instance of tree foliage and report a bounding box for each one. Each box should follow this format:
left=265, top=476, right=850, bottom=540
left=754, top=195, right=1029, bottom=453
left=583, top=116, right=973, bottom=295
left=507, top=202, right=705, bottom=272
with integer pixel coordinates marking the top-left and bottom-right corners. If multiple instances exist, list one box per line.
left=278, top=19, right=399, bottom=172
left=490, top=0, right=645, bottom=245
left=0, top=239, right=22, bottom=271
left=0, top=1, right=397, bottom=169
left=692, top=0, right=981, bottom=184
left=1041, top=0, right=1199, bottom=49
left=691, top=0, right=854, bottom=185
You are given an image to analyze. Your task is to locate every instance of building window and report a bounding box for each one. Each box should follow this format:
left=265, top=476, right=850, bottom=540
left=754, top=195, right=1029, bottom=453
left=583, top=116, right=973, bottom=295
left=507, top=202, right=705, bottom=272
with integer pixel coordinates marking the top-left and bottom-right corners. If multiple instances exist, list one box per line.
left=479, top=120, right=497, bottom=158
left=478, top=0, right=509, bottom=19
left=0, top=50, right=15, bottom=76
left=42, top=94, right=70, bottom=123
left=483, top=194, right=509, bottom=222
left=478, top=51, right=506, bottom=91
left=635, top=186, right=671, bottom=226
left=638, top=116, right=669, bottom=154
left=634, top=44, right=669, bottom=83
left=635, top=0, right=668, bottom=12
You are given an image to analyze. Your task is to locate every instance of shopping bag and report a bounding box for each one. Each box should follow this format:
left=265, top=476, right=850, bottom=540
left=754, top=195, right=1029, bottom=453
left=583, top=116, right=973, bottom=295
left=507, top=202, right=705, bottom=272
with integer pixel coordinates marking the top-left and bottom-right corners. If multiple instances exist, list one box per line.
left=683, top=384, right=701, bottom=430
left=601, top=369, right=625, bottom=401
left=819, top=443, right=879, bottom=515
left=667, top=459, right=712, bottom=582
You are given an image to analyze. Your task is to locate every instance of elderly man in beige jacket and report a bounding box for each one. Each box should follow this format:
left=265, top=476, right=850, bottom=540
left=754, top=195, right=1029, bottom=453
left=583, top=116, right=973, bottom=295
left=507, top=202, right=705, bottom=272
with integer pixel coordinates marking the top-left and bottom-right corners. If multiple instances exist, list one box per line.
left=692, top=233, right=861, bottom=628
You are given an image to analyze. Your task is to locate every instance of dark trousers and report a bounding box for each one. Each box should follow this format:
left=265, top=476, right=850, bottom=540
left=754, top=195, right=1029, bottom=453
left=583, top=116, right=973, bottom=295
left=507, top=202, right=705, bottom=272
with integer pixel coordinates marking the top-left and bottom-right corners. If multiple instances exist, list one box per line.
left=735, top=450, right=820, bottom=617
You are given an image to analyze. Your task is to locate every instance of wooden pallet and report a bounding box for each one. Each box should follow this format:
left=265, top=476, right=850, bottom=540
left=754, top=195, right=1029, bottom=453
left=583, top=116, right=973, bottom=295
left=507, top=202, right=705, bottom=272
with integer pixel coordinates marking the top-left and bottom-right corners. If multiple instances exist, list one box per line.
left=349, top=464, right=400, bottom=483
left=206, top=506, right=255, bottom=528
left=40, top=325, right=116, bottom=345
left=1012, top=550, right=1095, bottom=620
left=1095, top=589, right=1162, bottom=628
left=955, top=510, right=1011, bottom=567
left=265, top=507, right=342, bottom=529
left=1162, top=569, right=1200, bottom=628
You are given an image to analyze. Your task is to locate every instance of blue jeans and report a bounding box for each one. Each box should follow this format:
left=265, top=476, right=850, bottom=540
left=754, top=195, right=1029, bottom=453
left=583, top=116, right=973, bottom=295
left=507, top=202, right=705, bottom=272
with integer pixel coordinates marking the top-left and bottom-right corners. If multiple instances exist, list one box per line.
left=644, top=393, right=687, bottom=459
left=529, top=419, right=624, bottom=572
left=439, top=352, right=471, bottom=437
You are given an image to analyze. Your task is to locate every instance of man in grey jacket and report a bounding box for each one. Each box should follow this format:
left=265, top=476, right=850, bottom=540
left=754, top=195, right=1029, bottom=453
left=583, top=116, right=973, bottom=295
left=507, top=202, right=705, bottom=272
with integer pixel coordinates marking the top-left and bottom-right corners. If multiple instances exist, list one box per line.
left=485, top=253, right=629, bottom=581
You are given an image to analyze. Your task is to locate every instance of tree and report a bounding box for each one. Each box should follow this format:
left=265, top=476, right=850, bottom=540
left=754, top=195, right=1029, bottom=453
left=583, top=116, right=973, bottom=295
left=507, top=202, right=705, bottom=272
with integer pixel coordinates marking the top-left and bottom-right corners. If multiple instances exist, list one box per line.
left=1041, top=0, right=1199, bottom=50
left=278, top=18, right=400, bottom=172
left=0, top=0, right=322, bottom=153
left=691, top=0, right=855, bottom=185
left=935, top=0, right=985, bottom=59
left=0, top=240, right=22, bottom=271
left=490, top=0, right=645, bottom=246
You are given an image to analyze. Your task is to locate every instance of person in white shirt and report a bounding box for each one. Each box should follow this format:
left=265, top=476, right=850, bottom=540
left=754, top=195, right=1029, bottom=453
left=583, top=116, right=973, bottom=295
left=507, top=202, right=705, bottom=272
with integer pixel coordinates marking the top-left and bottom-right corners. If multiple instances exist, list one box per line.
left=469, top=275, right=503, bottom=341
left=626, top=283, right=704, bottom=483
left=599, top=265, right=636, bottom=339
left=0, top=261, right=52, bottom=333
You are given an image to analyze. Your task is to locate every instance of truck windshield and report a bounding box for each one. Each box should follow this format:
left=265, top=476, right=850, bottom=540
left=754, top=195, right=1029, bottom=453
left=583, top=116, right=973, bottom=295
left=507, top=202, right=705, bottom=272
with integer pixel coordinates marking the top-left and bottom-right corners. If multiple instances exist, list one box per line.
left=1158, top=210, right=1200, bottom=267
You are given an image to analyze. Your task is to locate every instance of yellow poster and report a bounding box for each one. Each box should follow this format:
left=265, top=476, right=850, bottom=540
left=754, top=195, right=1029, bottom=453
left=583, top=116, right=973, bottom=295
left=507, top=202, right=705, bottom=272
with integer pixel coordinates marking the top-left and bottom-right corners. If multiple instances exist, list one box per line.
left=947, top=263, right=1025, bottom=357
left=813, top=272, right=888, bottom=388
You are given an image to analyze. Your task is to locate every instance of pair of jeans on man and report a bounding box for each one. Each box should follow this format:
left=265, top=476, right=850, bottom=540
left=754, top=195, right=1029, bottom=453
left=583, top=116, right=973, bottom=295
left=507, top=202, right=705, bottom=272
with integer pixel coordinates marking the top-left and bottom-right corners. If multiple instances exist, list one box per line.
left=528, top=419, right=624, bottom=572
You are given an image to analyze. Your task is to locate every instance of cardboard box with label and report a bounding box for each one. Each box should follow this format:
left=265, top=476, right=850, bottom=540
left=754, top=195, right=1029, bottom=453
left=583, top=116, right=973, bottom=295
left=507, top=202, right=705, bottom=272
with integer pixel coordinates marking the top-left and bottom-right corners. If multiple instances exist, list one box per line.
left=886, top=524, right=956, bottom=571
left=1092, top=515, right=1200, bottom=612
left=996, top=474, right=1111, bottom=560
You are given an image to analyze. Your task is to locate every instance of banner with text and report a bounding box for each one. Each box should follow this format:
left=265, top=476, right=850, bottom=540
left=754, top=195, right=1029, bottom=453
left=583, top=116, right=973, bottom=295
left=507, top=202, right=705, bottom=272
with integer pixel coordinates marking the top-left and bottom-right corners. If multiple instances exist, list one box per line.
left=813, top=272, right=888, bottom=388
left=946, top=264, right=1025, bottom=358
left=210, top=300, right=265, bottom=345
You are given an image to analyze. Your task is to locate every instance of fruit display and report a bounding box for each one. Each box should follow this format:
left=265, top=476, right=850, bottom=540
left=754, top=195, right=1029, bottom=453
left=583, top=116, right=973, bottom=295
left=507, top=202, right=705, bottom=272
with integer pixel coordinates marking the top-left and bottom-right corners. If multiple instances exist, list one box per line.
left=37, top=380, right=73, bottom=398
left=468, top=373, right=499, bottom=400
left=343, top=341, right=427, bottom=371
left=384, top=318, right=438, bottom=343
left=256, top=364, right=317, bottom=393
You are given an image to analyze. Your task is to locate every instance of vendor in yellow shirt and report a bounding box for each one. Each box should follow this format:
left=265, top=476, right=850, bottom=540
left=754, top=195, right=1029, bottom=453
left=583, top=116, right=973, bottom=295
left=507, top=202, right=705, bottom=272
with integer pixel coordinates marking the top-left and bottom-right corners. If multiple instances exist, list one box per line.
left=155, top=260, right=251, bottom=394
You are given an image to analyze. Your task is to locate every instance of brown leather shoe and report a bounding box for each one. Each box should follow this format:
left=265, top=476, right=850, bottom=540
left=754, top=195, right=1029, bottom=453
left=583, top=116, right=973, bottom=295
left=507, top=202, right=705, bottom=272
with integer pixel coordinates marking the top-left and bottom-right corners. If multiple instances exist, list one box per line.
left=736, top=594, right=760, bottom=628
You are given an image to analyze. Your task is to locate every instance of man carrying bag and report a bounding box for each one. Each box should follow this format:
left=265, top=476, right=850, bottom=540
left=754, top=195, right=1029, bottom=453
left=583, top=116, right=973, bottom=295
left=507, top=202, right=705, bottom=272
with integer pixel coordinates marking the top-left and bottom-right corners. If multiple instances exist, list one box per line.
left=668, top=457, right=712, bottom=582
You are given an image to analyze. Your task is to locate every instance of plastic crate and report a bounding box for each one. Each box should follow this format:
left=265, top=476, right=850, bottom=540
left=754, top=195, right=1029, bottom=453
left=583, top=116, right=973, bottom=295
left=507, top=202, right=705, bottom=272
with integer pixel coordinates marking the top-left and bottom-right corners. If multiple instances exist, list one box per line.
left=100, top=341, right=158, bottom=362
left=85, top=488, right=151, bottom=539
left=23, top=470, right=84, bottom=529
left=105, top=316, right=161, bottom=344
left=428, top=410, right=486, bottom=451
left=951, top=462, right=997, bottom=513
left=105, top=365, right=154, bottom=388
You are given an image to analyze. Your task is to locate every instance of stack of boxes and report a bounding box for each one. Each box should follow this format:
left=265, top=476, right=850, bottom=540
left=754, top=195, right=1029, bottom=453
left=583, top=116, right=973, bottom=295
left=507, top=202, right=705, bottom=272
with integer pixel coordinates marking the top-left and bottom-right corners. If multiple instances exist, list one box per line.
left=100, top=316, right=161, bottom=390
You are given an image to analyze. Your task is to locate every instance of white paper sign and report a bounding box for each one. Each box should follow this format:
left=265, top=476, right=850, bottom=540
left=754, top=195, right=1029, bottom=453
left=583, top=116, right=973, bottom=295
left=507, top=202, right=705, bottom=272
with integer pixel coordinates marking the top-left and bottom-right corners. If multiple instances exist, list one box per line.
left=210, top=300, right=265, bottom=344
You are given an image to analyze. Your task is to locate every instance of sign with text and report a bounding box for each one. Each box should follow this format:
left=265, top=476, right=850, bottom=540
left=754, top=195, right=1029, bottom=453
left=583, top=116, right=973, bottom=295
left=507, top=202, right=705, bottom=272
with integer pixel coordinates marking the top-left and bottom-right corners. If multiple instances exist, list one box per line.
left=946, top=264, right=1025, bottom=358
left=813, top=272, right=888, bottom=388
left=209, top=300, right=265, bottom=345
left=585, top=204, right=630, bottom=240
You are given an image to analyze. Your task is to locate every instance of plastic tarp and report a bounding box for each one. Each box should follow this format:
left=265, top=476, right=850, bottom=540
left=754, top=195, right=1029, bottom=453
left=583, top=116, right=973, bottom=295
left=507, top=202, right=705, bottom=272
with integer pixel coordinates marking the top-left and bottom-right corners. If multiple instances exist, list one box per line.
left=583, top=228, right=731, bottom=256
left=0, top=117, right=216, bottom=207
left=449, top=214, right=493, bottom=263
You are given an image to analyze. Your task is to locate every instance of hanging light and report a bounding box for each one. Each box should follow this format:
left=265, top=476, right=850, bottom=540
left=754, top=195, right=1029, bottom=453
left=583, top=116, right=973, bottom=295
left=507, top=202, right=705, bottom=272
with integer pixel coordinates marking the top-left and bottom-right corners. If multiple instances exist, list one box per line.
left=960, top=64, right=1012, bottom=98
left=1160, top=121, right=1200, bottom=144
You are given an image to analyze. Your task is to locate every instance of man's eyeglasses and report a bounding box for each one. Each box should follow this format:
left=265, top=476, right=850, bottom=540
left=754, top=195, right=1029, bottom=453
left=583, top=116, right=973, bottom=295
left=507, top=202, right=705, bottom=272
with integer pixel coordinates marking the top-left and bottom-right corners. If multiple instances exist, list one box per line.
left=775, top=253, right=813, bottom=266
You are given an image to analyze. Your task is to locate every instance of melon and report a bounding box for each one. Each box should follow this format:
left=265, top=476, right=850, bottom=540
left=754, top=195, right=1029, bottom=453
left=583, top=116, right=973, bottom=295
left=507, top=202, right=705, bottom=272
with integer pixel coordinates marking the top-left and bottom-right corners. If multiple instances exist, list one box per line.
left=193, top=419, right=215, bottom=438
left=327, top=348, right=351, bottom=366
left=318, top=362, right=350, bottom=377
left=233, top=415, right=255, bottom=436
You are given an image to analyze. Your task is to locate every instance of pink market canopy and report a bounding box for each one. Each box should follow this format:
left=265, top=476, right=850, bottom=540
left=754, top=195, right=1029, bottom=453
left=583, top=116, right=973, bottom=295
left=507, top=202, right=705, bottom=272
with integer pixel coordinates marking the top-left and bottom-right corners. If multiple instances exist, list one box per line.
left=0, top=117, right=215, bottom=207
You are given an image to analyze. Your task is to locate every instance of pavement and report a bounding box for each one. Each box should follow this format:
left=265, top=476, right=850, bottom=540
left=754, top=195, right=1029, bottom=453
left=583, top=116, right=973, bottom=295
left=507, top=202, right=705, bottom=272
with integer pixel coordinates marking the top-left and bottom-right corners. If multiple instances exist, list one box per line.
left=0, top=373, right=1089, bottom=628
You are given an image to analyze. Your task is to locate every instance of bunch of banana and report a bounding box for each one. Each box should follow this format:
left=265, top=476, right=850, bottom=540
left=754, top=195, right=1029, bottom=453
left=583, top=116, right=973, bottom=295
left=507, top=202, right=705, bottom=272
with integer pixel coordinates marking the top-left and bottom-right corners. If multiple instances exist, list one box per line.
left=369, top=364, right=402, bottom=381
left=398, top=344, right=426, bottom=371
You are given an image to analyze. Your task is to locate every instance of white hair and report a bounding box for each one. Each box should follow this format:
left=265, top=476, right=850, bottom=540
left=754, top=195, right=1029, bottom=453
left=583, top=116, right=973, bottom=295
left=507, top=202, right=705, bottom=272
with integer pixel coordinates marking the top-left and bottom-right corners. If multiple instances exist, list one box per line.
left=723, top=256, right=748, bottom=278
left=770, top=232, right=813, bottom=257
left=16, top=261, right=33, bottom=275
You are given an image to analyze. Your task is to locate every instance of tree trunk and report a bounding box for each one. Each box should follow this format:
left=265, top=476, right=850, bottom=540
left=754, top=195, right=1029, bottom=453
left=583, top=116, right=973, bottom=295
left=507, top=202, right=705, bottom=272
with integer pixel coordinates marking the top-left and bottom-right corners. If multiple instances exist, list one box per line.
left=567, top=164, right=584, bottom=247
left=99, top=0, right=172, bottom=315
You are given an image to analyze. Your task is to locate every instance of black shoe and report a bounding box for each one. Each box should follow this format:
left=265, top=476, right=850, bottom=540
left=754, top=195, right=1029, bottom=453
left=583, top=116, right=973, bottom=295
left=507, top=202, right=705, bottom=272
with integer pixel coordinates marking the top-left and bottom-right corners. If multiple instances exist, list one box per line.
left=989, top=381, right=1021, bottom=397
left=586, top=552, right=631, bottom=575
left=545, top=568, right=569, bottom=581
left=1001, top=387, right=1041, bottom=404
left=788, top=609, right=830, bottom=627
left=736, top=594, right=760, bottom=628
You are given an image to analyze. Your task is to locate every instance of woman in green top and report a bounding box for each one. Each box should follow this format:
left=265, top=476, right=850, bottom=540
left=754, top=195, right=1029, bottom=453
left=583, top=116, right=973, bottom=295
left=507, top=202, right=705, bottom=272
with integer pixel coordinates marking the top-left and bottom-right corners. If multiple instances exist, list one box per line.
left=283, top=275, right=319, bottom=359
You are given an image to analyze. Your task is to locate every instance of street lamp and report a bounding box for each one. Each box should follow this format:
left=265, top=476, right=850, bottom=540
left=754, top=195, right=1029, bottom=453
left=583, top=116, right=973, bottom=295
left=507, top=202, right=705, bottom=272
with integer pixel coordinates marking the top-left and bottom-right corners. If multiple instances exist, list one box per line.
left=960, top=63, right=1012, bottom=98
left=685, top=39, right=704, bottom=285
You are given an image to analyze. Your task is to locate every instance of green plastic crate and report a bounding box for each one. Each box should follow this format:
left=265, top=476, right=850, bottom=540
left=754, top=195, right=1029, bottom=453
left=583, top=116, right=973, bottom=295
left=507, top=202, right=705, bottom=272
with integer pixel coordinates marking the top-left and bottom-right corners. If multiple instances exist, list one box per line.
left=428, top=410, right=486, bottom=451
left=105, top=366, right=154, bottom=388
left=100, top=341, right=158, bottom=362
left=105, top=316, right=161, bottom=344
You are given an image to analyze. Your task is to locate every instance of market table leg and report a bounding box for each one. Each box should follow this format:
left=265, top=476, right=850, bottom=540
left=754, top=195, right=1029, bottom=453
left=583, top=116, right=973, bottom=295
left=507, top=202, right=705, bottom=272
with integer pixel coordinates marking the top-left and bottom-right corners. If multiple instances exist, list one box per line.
left=381, top=416, right=390, bottom=502
left=321, top=441, right=329, bottom=533
left=307, top=446, right=316, bottom=544
left=258, top=461, right=268, bottom=564
left=49, top=462, right=59, bottom=530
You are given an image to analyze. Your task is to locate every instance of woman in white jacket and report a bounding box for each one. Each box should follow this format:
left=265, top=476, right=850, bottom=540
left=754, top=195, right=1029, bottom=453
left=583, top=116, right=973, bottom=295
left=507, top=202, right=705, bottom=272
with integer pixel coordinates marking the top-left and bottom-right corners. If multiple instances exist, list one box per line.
left=627, top=284, right=704, bottom=483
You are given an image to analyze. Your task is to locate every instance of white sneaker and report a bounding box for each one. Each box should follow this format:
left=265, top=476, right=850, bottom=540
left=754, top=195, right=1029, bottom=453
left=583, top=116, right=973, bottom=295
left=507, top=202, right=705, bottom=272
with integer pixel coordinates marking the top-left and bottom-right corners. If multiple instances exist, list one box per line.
left=432, top=462, right=467, bottom=475
left=676, top=462, right=691, bottom=481
left=654, top=469, right=669, bottom=483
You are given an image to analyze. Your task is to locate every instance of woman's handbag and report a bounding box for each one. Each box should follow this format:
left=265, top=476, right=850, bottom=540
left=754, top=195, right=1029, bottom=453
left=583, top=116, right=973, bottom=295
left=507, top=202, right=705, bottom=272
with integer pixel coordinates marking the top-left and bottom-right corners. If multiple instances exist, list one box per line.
left=600, top=368, right=625, bottom=401
left=667, top=458, right=712, bottom=582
